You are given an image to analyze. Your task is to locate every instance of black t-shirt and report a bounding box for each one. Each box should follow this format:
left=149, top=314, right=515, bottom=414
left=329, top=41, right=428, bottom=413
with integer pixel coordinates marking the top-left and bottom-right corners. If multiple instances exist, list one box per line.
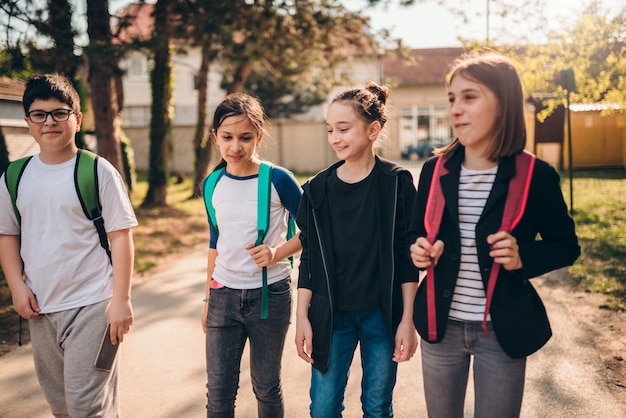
left=327, top=166, right=380, bottom=311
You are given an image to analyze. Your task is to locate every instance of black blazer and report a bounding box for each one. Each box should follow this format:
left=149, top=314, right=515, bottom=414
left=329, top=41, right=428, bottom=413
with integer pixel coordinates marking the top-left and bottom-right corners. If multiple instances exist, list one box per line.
left=408, top=147, right=580, bottom=358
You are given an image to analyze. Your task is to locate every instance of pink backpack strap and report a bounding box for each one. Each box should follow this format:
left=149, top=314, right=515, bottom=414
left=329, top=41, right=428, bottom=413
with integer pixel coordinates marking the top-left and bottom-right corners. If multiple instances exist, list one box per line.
left=424, top=156, right=449, bottom=340
left=482, top=151, right=536, bottom=334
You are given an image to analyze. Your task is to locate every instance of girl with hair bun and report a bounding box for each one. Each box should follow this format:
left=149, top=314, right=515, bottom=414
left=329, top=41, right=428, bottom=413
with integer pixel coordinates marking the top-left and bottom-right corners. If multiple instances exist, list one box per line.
left=295, top=81, right=419, bottom=417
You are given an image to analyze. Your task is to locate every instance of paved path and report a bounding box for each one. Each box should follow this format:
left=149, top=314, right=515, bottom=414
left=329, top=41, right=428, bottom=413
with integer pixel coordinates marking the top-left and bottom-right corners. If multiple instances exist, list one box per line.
left=1, top=247, right=625, bottom=417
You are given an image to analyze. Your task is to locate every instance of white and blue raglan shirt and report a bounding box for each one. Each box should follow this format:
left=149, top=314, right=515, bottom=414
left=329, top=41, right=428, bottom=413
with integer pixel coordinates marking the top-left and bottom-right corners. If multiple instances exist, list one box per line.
left=208, top=165, right=302, bottom=289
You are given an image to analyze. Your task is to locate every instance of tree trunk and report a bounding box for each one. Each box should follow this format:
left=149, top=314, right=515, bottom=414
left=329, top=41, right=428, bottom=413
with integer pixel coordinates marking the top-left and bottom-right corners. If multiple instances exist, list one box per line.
left=228, top=61, right=252, bottom=94
left=85, top=0, right=124, bottom=176
left=142, top=0, right=173, bottom=208
left=191, top=34, right=213, bottom=199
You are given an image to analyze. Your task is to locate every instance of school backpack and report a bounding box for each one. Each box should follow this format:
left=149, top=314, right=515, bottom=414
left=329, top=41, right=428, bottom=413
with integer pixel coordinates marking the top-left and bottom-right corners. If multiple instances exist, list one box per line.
left=202, top=162, right=296, bottom=319
left=423, top=151, right=536, bottom=340
left=4, top=149, right=111, bottom=262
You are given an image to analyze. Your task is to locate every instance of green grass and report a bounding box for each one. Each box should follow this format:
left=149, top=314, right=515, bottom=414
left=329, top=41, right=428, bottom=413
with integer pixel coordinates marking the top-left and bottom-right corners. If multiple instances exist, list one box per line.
left=562, top=169, right=626, bottom=311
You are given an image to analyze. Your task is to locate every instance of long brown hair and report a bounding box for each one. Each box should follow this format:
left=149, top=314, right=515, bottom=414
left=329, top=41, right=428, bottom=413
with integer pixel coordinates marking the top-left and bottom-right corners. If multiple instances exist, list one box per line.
left=441, top=52, right=527, bottom=160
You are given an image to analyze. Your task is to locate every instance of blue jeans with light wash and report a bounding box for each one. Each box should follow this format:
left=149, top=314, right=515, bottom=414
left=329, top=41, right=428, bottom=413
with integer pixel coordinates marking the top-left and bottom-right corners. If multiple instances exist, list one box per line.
left=204, top=278, right=291, bottom=418
left=310, top=308, right=397, bottom=418
left=420, top=320, right=527, bottom=418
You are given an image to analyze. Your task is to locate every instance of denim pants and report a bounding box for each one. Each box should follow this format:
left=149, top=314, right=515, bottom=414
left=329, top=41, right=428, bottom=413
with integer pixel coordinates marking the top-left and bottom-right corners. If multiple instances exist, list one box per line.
left=310, top=308, right=397, bottom=418
left=205, top=278, right=291, bottom=418
left=420, top=320, right=527, bottom=418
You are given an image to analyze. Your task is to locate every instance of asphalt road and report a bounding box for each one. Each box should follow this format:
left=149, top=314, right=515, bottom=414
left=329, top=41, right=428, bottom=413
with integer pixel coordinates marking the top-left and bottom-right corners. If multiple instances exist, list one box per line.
left=1, top=246, right=625, bottom=418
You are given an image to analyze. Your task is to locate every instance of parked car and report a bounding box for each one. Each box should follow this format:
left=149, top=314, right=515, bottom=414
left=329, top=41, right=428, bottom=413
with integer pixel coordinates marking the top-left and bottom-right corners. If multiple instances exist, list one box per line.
left=401, top=138, right=449, bottom=160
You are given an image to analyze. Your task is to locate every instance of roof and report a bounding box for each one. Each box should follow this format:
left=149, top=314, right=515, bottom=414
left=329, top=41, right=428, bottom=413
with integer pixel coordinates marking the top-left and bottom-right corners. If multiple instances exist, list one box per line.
left=383, top=47, right=464, bottom=86
left=0, top=77, right=25, bottom=101
left=570, top=103, right=622, bottom=112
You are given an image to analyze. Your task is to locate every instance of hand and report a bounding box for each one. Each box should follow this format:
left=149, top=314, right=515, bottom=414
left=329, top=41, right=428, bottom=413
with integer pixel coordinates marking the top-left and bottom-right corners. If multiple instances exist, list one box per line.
left=487, top=231, right=523, bottom=271
left=107, top=298, right=133, bottom=344
left=410, top=237, right=444, bottom=269
left=295, top=316, right=314, bottom=364
left=245, top=243, right=276, bottom=268
left=392, top=318, right=418, bottom=362
left=11, top=282, right=42, bottom=320
left=201, top=301, right=208, bottom=333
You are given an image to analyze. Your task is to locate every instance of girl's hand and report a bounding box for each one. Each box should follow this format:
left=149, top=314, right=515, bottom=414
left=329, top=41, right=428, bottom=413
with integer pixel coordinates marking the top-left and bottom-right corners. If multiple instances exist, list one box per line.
left=487, top=231, right=523, bottom=271
left=410, top=237, right=444, bottom=269
left=201, top=300, right=208, bottom=333
left=393, top=318, right=418, bottom=362
left=295, top=317, right=314, bottom=364
left=245, top=243, right=276, bottom=268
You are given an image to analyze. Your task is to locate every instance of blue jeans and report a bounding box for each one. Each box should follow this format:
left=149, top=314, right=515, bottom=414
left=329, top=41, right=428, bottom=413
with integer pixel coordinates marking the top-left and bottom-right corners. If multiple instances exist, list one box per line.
left=420, top=320, right=526, bottom=418
left=310, top=308, right=397, bottom=418
left=205, top=278, right=291, bottom=418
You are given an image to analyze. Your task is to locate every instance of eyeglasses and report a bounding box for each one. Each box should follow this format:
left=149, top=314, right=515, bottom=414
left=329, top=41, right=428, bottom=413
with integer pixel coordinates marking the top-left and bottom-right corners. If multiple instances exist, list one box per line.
left=26, top=108, right=75, bottom=124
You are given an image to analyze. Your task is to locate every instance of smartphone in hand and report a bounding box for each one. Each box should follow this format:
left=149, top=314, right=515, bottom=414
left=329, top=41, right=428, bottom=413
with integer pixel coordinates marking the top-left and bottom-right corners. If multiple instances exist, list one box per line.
left=94, top=323, right=119, bottom=371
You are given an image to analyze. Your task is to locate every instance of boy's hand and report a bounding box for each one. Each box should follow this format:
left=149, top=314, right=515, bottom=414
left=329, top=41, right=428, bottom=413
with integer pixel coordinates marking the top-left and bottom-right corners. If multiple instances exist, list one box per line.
left=107, top=298, right=133, bottom=344
left=11, top=282, right=42, bottom=320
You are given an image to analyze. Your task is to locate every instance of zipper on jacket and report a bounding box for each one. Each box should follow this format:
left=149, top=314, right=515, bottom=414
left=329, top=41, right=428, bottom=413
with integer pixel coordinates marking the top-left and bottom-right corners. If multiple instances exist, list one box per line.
left=312, top=209, right=333, bottom=320
left=387, top=176, right=399, bottom=332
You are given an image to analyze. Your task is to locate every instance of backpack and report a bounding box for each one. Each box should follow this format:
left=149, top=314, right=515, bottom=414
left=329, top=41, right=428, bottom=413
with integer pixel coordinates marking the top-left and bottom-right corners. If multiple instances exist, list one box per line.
left=423, top=151, right=536, bottom=340
left=202, top=162, right=296, bottom=319
left=4, top=149, right=111, bottom=262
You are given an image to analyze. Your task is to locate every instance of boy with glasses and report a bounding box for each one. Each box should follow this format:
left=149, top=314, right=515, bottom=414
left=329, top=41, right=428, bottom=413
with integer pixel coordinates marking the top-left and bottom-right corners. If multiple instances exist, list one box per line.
left=0, top=74, right=138, bottom=417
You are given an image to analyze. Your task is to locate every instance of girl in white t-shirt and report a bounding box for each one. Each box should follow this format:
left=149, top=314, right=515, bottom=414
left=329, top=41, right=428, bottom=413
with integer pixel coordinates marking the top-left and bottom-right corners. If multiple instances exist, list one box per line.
left=200, top=92, right=302, bottom=417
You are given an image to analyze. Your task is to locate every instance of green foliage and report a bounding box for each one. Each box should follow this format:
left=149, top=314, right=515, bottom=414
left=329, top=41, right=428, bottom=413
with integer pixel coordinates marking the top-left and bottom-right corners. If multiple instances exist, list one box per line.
left=494, top=2, right=626, bottom=115
left=216, top=0, right=377, bottom=117
left=0, top=46, right=33, bottom=79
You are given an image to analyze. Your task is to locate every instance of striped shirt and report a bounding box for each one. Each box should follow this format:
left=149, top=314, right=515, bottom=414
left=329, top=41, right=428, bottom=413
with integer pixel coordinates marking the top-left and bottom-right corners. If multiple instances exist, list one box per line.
left=449, top=164, right=498, bottom=322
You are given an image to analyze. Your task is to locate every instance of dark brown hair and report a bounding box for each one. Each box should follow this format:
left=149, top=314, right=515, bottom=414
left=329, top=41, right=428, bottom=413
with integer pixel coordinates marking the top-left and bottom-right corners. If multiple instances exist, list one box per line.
left=211, top=92, right=266, bottom=171
left=332, top=80, right=390, bottom=127
left=22, top=73, right=81, bottom=114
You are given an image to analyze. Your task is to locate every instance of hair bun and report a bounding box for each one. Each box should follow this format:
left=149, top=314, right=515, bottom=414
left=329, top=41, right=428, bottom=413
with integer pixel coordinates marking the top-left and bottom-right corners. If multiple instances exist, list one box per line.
left=365, top=81, right=389, bottom=105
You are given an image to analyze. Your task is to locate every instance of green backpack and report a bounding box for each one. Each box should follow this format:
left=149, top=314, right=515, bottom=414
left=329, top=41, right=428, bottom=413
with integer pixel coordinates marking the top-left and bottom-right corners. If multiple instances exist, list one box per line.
left=202, top=162, right=295, bottom=319
left=4, top=149, right=111, bottom=262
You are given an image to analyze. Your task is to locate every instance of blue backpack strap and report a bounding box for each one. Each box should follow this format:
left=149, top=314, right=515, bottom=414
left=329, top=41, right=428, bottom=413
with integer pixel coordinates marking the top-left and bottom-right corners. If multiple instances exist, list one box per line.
left=74, top=149, right=111, bottom=263
left=4, top=156, right=33, bottom=225
left=202, top=167, right=225, bottom=236
left=257, top=162, right=273, bottom=319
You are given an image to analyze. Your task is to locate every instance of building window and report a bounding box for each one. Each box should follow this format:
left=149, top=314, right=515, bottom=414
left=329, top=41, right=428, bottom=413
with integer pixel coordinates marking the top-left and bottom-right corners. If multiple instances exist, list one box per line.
left=128, top=55, right=147, bottom=81
left=122, top=106, right=150, bottom=127
left=399, top=105, right=451, bottom=159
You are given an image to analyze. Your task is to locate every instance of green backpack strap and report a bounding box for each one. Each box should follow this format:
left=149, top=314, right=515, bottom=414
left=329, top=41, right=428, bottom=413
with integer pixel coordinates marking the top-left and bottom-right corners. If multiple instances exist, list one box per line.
left=74, top=149, right=111, bottom=263
left=256, top=162, right=273, bottom=246
left=4, top=156, right=33, bottom=225
left=202, top=167, right=225, bottom=235
left=257, top=162, right=273, bottom=319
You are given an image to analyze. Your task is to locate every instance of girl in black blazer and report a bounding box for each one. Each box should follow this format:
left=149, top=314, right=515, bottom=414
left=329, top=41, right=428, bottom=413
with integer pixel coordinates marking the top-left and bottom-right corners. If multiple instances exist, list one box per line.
left=408, top=52, right=580, bottom=418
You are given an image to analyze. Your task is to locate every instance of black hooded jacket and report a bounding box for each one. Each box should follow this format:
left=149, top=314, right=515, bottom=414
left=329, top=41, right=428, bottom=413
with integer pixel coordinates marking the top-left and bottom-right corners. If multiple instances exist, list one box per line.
left=296, top=156, right=418, bottom=372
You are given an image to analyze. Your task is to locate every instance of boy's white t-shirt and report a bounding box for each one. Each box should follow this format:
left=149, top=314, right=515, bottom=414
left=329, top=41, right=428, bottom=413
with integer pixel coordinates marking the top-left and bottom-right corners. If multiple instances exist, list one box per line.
left=0, top=154, right=138, bottom=313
